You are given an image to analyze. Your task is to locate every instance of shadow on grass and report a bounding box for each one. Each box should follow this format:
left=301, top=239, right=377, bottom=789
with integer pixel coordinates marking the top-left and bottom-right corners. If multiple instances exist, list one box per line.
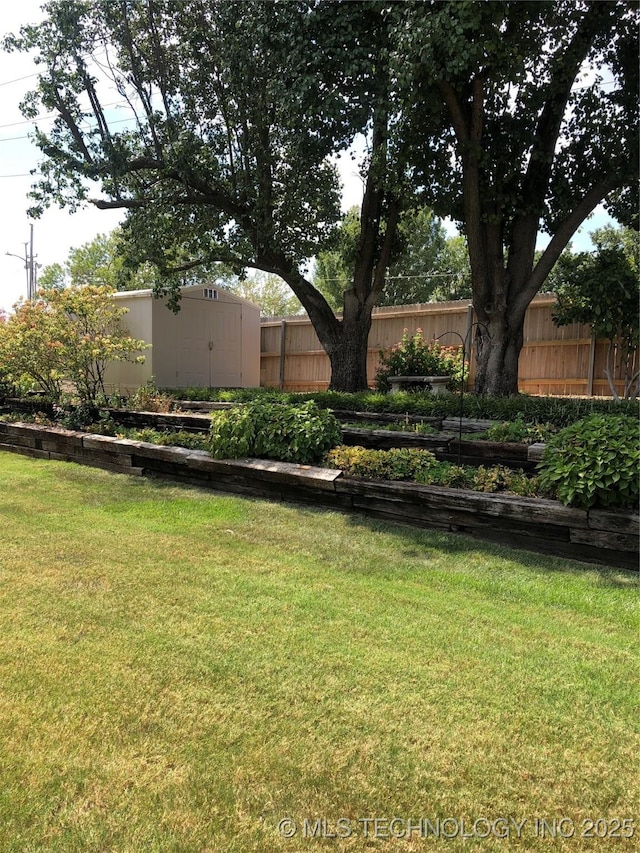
left=338, top=507, right=638, bottom=587
left=17, top=454, right=637, bottom=588
left=143, top=473, right=637, bottom=587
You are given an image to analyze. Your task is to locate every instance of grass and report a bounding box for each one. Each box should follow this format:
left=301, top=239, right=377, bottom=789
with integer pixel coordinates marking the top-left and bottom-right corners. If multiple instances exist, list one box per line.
left=0, top=452, right=637, bottom=852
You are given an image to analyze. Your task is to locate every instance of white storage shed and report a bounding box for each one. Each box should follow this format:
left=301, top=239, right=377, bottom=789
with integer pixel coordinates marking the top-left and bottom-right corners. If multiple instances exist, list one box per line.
left=104, top=285, right=261, bottom=392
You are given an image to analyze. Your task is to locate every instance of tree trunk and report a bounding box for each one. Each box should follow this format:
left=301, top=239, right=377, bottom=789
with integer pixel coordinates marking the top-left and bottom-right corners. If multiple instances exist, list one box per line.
left=473, top=312, right=524, bottom=396
left=325, top=311, right=373, bottom=392
left=274, top=263, right=375, bottom=393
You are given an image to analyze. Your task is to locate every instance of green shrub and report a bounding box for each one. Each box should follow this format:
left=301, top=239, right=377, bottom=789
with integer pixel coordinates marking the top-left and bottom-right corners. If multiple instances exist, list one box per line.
left=417, top=461, right=474, bottom=489
left=537, top=414, right=640, bottom=508
left=471, top=465, right=542, bottom=497
left=375, top=329, right=466, bottom=393
left=209, top=400, right=342, bottom=464
left=483, top=415, right=557, bottom=444
left=130, top=428, right=209, bottom=450
left=326, top=445, right=438, bottom=481
left=327, top=446, right=542, bottom=497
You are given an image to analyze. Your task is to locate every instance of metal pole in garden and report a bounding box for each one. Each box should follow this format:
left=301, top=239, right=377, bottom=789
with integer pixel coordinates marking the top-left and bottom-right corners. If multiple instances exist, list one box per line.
left=436, top=322, right=490, bottom=466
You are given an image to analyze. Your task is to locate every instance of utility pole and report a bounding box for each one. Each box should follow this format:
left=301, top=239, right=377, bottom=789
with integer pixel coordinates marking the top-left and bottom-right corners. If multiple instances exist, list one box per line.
left=28, top=223, right=35, bottom=299
left=6, top=224, right=38, bottom=300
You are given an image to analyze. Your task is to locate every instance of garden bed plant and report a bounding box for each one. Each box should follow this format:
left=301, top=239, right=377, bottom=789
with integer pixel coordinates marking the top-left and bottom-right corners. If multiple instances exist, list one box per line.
left=2, top=394, right=638, bottom=511
left=339, top=415, right=557, bottom=444
left=166, top=385, right=639, bottom=428
left=204, top=399, right=639, bottom=510
left=374, top=328, right=466, bottom=393
left=326, top=446, right=543, bottom=498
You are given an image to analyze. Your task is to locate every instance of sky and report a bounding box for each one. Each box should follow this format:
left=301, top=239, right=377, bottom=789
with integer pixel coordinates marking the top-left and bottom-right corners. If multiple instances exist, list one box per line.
left=0, top=2, right=616, bottom=314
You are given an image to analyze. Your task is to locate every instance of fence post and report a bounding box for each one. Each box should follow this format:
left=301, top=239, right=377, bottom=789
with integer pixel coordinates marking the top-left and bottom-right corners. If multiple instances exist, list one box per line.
left=465, top=303, right=474, bottom=388
left=587, top=331, right=596, bottom=396
left=279, top=320, right=287, bottom=390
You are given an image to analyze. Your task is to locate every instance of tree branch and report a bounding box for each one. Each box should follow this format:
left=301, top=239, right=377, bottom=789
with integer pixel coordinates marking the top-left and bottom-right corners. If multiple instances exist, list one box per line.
left=523, top=2, right=615, bottom=208
left=91, top=198, right=147, bottom=209
left=514, top=171, right=623, bottom=316
left=437, top=80, right=469, bottom=146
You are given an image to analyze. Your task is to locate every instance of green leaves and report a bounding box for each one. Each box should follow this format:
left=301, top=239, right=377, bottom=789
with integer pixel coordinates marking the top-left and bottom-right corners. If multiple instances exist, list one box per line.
left=537, top=414, right=640, bottom=508
left=552, top=227, right=639, bottom=344
left=375, top=329, right=466, bottom=393
left=326, top=446, right=543, bottom=497
left=0, top=286, right=149, bottom=406
left=326, top=445, right=438, bottom=482
left=209, top=400, right=342, bottom=465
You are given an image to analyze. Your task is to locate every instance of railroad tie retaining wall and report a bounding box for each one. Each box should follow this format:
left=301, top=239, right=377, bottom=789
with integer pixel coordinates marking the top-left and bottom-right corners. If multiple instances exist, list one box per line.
left=0, top=421, right=636, bottom=570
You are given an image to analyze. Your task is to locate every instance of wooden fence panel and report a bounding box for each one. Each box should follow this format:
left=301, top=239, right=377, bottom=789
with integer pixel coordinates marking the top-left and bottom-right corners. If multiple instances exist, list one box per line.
left=260, top=294, right=635, bottom=397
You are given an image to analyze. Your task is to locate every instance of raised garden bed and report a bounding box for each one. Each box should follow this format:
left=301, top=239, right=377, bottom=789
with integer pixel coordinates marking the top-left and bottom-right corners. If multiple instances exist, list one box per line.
left=103, top=408, right=541, bottom=471
left=340, top=427, right=540, bottom=470
left=0, top=420, right=636, bottom=571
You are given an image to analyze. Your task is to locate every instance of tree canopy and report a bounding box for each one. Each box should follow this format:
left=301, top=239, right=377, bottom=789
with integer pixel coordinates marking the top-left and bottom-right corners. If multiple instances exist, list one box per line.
left=6, top=0, right=638, bottom=393
left=552, top=226, right=639, bottom=399
left=37, top=229, right=155, bottom=292
left=7, top=0, right=410, bottom=390
left=398, top=0, right=638, bottom=393
left=313, top=206, right=471, bottom=308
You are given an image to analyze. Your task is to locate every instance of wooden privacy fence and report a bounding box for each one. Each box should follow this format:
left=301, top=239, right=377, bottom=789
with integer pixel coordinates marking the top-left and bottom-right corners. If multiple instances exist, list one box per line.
left=261, top=294, right=637, bottom=397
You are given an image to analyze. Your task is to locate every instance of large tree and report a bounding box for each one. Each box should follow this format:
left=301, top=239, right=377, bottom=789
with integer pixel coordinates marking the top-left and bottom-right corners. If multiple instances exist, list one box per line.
left=37, top=228, right=155, bottom=292
left=399, top=0, right=638, bottom=394
left=9, top=1, right=637, bottom=395
left=7, top=0, right=408, bottom=391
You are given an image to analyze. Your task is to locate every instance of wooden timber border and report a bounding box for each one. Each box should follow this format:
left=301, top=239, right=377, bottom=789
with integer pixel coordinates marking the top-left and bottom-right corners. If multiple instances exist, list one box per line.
left=1, top=421, right=637, bottom=571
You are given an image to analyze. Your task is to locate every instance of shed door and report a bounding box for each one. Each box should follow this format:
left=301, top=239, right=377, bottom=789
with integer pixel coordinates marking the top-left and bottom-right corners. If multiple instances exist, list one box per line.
left=209, top=301, right=242, bottom=386
left=175, top=298, right=242, bottom=387
left=176, top=300, right=210, bottom=387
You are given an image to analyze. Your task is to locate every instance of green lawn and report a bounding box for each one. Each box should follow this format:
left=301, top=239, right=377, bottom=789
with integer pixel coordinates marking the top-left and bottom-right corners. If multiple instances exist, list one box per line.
left=0, top=452, right=637, bottom=852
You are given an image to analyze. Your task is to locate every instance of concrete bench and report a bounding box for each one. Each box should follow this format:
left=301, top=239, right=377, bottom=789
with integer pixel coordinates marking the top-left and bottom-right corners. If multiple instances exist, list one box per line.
left=388, top=375, right=450, bottom=395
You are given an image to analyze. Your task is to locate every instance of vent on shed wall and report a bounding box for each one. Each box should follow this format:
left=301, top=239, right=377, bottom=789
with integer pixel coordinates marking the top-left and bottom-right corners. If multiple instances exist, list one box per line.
left=203, top=288, right=219, bottom=299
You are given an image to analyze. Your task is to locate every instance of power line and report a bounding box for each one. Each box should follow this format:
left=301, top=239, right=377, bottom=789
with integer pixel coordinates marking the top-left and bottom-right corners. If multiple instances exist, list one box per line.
left=0, top=72, right=39, bottom=87
left=0, top=99, right=135, bottom=130
left=0, top=172, right=41, bottom=178
left=321, top=273, right=464, bottom=283
left=0, top=114, right=141, bottom=144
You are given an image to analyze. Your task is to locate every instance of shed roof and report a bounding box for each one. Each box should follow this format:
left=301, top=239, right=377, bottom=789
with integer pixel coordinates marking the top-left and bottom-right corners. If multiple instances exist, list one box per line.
left=112, top=283, right=260, bottom=310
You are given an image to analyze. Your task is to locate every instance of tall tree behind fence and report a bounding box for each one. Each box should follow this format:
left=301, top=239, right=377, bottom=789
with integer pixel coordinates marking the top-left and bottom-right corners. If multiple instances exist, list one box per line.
left=260, top=294, right=637, bottom=397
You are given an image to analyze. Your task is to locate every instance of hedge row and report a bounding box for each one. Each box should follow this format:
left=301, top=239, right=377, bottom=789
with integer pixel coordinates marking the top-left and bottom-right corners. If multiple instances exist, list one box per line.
left=167, top=386, right=639, bottom=427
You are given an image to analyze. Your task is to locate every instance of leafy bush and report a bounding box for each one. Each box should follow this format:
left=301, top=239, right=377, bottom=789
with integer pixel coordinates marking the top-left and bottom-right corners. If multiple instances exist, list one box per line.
left=471, top=465, right=542, bottom=497
left=209, top=400, right=342, bottom=464
left=327, top=445, right=542, bottom=497
left=127, top=428, right=209, bottom=450
left=375, top=329, right=466, bottom=393
left=537, top=414, right=639, bottom=508
left=424, top=462, right=474, bottom=489
left=0, top=287, right=148, bottom=405
left=482, top=415, right=557, bottom=444
left=326, top=445, right=438, bottom=481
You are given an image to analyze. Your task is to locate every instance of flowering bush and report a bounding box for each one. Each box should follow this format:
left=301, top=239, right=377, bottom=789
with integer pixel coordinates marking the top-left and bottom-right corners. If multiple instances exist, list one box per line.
left=375, top=329, right=466, bottom=393
left=0, top=287, right=148, bottom=405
